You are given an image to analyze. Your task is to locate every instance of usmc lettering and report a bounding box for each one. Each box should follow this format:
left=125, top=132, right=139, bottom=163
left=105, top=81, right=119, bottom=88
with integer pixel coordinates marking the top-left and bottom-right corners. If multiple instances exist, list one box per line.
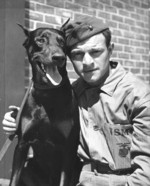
left=110, top=127, right=131, bottom=136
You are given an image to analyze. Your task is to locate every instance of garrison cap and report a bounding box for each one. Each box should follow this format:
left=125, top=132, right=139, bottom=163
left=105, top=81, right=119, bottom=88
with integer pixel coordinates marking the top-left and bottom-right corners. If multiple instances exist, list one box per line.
left=61, top=16, right=109, bottom=51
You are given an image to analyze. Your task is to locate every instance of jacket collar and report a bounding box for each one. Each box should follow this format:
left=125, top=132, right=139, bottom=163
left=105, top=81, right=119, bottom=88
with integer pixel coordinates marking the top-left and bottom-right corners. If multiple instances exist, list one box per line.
left=73, top=61, right=127, bottom=97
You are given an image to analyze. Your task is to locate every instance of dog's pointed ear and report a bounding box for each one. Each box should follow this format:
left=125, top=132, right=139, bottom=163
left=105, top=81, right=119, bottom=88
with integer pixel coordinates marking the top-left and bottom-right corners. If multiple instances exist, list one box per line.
left=60, top=18, right=70, bottom=31
left=17, top=23, right=30, bottom=37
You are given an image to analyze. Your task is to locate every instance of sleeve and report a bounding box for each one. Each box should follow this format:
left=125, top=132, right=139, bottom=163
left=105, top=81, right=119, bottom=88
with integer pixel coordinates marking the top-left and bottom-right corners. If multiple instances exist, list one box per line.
left=126, top=98, right=150, bottom=186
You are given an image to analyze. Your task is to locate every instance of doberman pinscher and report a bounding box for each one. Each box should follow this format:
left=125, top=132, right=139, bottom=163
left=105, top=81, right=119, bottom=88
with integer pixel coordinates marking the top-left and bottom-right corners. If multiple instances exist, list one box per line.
left=9, top=25, right=80, bottom=186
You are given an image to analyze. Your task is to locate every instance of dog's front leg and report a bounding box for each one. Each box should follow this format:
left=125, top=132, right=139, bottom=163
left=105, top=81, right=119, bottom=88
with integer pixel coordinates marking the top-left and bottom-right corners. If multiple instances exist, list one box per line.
left=9, top=141, right=29, bottom=186
left=59, top=149, right=73, bottom=186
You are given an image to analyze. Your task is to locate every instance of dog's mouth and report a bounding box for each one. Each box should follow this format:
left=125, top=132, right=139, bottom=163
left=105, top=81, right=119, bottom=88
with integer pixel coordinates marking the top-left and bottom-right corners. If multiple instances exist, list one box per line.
left=38, top=62, right=62, bottom=86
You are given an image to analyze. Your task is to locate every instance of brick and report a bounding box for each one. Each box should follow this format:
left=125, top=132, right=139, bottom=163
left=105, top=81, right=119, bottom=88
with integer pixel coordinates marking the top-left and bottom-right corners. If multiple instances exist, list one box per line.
left=106, top=20, right=117, bottom=28
left=124, top=46, right=135, bottom=53
left=136, top=61, right=146, bottom=68
left=145, top=62, right=150, bottom=68
left=141, top=42, right=149, bottom=48
left=130, top=26, right=141, bottom=33
left=98, top=0, right=111, bottom=5
left=111, top=36, right=117, bottom=43
left=131, top=68, right=141, bottom=74
left=131, top=0, right=141, bottom=7
left=74, top=13, right=94, bottom=20
left=45, top=15, right=61, bottom=25
left=119, top=9, right=129, bottom=17
left=114, top=44, right=123, bottom=52
left=125, top=4, right=135, bottom=12
left=145, top=23, right=149, bottom=29
left=130, top=54, right=141, bottom=60
left=142, top=69, right=150, bottom=74
left=98, top=11, right=110, bottom=19
left=136, top=8, right=145, bottom=15
left=105, top=5, right=117, bottom=13
left=26, top=10, right=43, bottom=22
left=124, top=67, right=130, bottom=71
left=75, top=0, right=89, bottom=7
left=124, top=31, right=134, bottom=39
left=36, top=22, right=54, bottom=28
left=119, top=23, right=129, bottom=30
left=141, top=3, right=148, bottom=8
left=119, top=0, right=130, bottom=5
left=118, top=53, right=130, bottom=59
left=124, top=18, right=135, bottom=26
left=112, top=15, right=123, bottom=23
left=124, top=60, right=135, bottom=67
left=130, top=40, right=141, bottom=47
left=146, top=76, right=150, bottom=82
left=30, top=0, right=46, bottom=3
left=46, top=0, right=64, bottom=8
left=36, top=4, right=54, bottom=14
left=142, top=55, right=149, bottom=61
left=56, top=9, right=73, bottom=18
left=25, top=1, right=35, bottom=11
left=118, top=38, right=129, bottom=45
left=111, top=52, right=117, bottom=58
left=82, top=7, right=96, bottom=16
left=138, top=75, right=145, bottom=81
left=112, top=1, right=124, bottom=8
left=65, top=2, right=81, bottom=12
left=136, top=21, right=145, bottom=28
left=90, top=1, right=103, bottom=10
left=135, top=34, right=145, bottom=41
left=25, top=19, right=34, bottom=29
left=141, top=28, right=149, bottom=35
left=112, top=29, right=122, bottom=37
left=141, top=16, right=148, bottom=23
left=135, top=48, right=145, bottom=54
left=131, top=13, right=141, bottom=20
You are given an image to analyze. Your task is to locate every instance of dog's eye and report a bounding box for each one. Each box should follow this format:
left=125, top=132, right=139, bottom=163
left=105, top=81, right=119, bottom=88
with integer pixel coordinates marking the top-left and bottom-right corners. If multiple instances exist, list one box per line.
left=35, top=37, right=46, bottom=47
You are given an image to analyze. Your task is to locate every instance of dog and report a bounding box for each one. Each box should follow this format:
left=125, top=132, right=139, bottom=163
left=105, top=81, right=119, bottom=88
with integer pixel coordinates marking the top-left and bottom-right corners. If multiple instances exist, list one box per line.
left=9, top=25, right=80, bottom=186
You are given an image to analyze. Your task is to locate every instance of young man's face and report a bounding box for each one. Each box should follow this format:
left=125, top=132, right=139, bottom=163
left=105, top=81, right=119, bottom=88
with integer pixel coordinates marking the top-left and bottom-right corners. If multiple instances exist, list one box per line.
left=70, top=33, right=113, bottom=86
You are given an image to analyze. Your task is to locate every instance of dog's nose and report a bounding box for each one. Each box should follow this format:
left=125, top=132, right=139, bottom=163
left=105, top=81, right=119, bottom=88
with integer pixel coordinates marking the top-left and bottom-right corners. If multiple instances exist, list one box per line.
left=52, top=54, right=66, bottom=62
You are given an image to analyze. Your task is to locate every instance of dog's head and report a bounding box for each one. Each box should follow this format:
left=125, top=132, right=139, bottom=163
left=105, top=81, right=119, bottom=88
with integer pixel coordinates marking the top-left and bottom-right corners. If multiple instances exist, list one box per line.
left=19, top=24, right=67, bottom=87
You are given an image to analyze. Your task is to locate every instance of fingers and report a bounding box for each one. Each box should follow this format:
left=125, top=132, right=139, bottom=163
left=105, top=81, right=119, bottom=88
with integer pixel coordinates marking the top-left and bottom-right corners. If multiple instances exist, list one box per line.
left=4, top=111, right=16, bottom=122
left=8, top=105, right=20, bottom=119
left=8, top=105, right=20, bottom=112
left=2, top=111, right=17, bottom=134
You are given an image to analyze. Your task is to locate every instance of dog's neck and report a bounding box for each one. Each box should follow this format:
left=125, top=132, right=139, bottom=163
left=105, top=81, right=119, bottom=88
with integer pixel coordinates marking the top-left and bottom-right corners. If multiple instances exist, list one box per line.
left=32, top=74, right=70, bottom=90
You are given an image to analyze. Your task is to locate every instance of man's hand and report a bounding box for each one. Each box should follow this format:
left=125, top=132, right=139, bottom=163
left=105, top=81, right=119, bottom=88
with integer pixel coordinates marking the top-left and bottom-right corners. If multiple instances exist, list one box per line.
left=2, top=105, right=20, bottom=135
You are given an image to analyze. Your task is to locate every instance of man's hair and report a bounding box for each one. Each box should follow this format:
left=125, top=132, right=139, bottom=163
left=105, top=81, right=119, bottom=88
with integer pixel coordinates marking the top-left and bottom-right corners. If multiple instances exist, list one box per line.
left=68, top=29, right=112, bottom=56
left=102, top=29, right=111, bottom=48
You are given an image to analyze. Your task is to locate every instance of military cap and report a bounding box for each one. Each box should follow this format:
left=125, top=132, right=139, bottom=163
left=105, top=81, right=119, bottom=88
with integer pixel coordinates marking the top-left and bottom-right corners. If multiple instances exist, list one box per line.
left=61, top=16, right=109, bottom=51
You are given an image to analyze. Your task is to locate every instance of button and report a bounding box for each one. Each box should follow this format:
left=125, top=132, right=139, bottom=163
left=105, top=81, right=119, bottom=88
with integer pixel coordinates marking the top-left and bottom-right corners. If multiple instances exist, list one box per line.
left=88, top=25, right=93, bottom=30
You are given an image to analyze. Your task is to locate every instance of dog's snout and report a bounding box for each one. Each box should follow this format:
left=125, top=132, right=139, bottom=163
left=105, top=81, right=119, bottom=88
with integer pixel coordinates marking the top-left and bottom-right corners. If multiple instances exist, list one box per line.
left=52, top=54, right=66, bottom=62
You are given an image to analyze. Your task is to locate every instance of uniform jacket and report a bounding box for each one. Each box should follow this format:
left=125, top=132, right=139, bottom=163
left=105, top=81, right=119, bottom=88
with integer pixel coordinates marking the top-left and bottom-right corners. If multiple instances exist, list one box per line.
left=73, top=61, right=150, bottom=186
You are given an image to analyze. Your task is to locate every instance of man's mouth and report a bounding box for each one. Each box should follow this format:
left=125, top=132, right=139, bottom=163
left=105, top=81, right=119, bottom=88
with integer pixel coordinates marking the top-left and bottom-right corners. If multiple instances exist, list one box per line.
left=38, top=62, right=62, bottom=86
left=83, top=68, right=98, bottom=73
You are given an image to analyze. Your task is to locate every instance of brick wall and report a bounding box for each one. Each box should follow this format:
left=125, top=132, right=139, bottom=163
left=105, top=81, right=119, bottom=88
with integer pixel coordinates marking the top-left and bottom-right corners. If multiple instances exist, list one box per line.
left=24, top=0, right=150, bottom=86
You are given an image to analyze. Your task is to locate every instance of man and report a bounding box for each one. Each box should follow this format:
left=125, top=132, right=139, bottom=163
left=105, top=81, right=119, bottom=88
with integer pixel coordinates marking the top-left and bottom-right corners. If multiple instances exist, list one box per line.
left=3, top=16, right=150, bottom=186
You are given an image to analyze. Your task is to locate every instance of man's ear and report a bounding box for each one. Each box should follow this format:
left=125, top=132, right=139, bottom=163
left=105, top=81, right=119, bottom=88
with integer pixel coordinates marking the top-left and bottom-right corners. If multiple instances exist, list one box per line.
left=17, top=23, right=30, bottom=37
left=108, top=43, right=114, bottom=56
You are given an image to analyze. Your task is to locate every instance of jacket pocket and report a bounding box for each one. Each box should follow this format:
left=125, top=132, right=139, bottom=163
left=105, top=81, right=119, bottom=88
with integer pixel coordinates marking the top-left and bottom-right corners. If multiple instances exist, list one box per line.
left=102, top=123, right=133, bottom=170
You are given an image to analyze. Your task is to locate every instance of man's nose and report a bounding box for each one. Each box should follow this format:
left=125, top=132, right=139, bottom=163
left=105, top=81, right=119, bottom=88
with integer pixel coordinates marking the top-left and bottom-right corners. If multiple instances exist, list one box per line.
left=83, top=52, right=94, bottom=67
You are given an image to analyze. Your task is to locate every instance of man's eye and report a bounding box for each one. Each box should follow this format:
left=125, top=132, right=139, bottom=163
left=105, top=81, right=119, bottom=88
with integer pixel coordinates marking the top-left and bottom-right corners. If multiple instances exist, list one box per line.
left=71, top=52, right=84, bottom=60
left=90, top=50, right=102, bottom=56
